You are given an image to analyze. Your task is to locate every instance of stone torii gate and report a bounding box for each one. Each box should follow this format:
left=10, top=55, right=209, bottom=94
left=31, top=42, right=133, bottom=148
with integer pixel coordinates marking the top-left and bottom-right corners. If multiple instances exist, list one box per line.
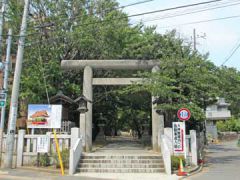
left=61, top=60, right=164, bottom=152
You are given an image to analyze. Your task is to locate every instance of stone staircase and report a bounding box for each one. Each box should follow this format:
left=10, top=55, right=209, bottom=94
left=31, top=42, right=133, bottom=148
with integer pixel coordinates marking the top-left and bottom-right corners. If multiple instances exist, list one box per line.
left=76, top=154, right=165, bottom=173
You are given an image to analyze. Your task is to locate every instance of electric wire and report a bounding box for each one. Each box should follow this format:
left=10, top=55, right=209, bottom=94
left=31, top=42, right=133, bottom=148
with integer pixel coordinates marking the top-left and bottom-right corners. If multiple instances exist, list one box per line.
left=156, top=14, right=240, bottom=29
left=24, top=4, right=240, bottom=46
left=26, top=0, right=155, bottom=27
left=6, top=0, right=240, bottom=46
left=3, top=0, right=239, bottom=39
left=0, top=0, right=155, bottom=37
left=139, top=0, right=240, bottom=24
left=221, top=39, right=240, bottom=65
left=30, top=0, right=240, bottom=35
left=32, top=0, right=225, bottom=30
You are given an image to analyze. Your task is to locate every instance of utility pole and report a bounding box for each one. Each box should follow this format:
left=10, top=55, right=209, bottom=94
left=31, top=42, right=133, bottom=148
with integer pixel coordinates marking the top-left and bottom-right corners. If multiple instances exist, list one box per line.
left=193, top=28, right=196, bottom=51
left=0, top=29, right=12, bottom=164
left=0, top=0, right=7, bottom=63
left=1, top=29, right=12, bottom=128
left=5, top=0, right=29, bottom=168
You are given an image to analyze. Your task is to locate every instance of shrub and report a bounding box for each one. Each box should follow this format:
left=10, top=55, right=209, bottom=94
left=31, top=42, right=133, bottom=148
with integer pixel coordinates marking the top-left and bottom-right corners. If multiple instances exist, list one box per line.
left=217, top=118, right=240, bottom=132
left=237, top=139, right=240, bottom=147
left=52, top=148, right=69, bottom=168
left=171, top=155, right=185, bottom=171
left=37, top=153, right=50, bottom=167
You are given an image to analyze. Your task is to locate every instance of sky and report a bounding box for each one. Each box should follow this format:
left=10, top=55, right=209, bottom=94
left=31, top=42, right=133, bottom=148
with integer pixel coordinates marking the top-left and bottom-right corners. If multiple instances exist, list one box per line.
left=117, top=0, right=240, bottom=70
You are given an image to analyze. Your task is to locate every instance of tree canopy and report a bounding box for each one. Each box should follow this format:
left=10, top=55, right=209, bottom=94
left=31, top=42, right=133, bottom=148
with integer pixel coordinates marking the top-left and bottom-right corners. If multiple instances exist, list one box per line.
left=2, top=0, right=240, bottom=133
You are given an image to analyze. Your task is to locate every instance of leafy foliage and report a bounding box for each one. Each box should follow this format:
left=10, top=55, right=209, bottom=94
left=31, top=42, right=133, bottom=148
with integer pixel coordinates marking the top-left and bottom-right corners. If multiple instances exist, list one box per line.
left=216, top=118, right=240, bottom=132
left=2, top=0, right=240, bottom=133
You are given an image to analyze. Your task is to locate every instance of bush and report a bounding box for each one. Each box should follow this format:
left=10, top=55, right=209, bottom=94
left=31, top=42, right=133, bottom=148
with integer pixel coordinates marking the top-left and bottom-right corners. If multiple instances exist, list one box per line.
left=37, top=153, right=50, bottom=167
left=52, top=148, right=69, bottom=168
left=171, top=155, right=185, bottom=171
left=216, top=118, right=240, bottom=132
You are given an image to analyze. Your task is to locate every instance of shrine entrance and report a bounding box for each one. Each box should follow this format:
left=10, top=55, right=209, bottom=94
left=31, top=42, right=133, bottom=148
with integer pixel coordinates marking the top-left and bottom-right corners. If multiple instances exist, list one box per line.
left=61, top=60, right=164, bottom=152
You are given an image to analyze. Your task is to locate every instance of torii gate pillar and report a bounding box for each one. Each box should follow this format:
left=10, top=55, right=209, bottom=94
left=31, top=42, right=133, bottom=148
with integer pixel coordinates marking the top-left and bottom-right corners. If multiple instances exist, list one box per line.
left=83, top=66, right=93, bottom=152
left=61, top=60, right=164, bottom=153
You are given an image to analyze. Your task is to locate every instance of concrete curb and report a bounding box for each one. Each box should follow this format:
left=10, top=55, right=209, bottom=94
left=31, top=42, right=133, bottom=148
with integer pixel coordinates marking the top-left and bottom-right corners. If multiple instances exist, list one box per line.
left=19, top=166, right=68, bottom=175
left=178, top=164, right=203, bottom=179
left=0, top=170, right=8, bottom=175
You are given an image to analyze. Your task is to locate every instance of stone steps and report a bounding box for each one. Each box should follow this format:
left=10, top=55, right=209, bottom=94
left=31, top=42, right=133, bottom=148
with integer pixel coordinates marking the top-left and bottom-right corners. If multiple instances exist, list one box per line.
left=79, top=163, right=164, bottom=168
left=80, top=159, right=163, bottom=163
left=78, top=154, right=165, bottom=173
left=77, top=168, right=165, bottom=173
left=81, top=155, right=162, bottom=159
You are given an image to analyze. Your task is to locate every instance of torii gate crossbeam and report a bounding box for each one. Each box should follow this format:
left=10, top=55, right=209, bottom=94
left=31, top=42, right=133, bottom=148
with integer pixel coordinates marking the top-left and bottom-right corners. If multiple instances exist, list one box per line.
left=61, top=60, right=164, bottom=152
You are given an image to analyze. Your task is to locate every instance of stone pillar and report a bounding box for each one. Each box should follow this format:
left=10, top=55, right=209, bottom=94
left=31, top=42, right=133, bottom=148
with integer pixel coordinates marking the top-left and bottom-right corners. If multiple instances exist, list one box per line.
left=157, top=113, right=164, bottom=152
left=71, top=128, right=80, bottom=149
left=190, top=130, right=198, bottom=166
left=152, top=65, right=160, bottom=151
left=79, top=113, right=86, bottom=149
left=17, top=129, right=25, bottom=167
left=46, top=132, right=51, bottom=152
left=83, top=66, right=93, bottom=152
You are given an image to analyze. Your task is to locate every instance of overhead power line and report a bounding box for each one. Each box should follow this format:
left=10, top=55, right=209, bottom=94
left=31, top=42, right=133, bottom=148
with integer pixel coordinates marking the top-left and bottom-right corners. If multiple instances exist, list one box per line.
left=139, top=0, right=240, bottom=24
left=157, top=14, right=240, bottom=28
left=221, top=39, right=240, bottom=66
left=25, top=13, right=240, bottom=47
left=118, top=0, right=154, bottom=9
left=34, top=0, right=225, bottom=31
left=23, top=0, right=239, bottom=44
left=127, top=0, right=222, bottom=18
left=0, top=0, right=154, bottom=37
left=4, top=0, right=227, bottom=39
left=30, top=0, right=223, bottom=31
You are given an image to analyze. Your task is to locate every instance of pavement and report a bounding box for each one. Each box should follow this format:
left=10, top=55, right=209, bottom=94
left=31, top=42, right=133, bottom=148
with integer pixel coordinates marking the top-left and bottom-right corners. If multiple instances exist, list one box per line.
left=0, top=168, right=178, bottom=180
left=188, top=139, right=240, bottom=180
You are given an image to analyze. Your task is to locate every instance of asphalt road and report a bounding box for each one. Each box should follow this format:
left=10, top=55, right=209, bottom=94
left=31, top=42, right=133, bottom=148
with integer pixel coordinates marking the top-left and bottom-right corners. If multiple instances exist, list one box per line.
left=0, top=169, right=101, bottom=180
left=189, top=139, right=240, bottom=180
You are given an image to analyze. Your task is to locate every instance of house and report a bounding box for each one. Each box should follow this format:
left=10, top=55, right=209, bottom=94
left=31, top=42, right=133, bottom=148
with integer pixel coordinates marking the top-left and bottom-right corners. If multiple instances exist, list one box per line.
left=205, top=97, right=231, bottom=139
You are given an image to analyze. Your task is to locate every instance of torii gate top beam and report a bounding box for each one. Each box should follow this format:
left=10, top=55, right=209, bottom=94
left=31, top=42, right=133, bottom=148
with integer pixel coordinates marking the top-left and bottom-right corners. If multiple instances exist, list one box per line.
left=61, top=60, right=160, bottom=70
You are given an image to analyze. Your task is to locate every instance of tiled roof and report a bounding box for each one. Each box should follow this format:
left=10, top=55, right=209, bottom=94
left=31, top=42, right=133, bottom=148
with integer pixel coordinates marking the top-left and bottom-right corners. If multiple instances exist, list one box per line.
left=30, top=110, right=49, bottom=118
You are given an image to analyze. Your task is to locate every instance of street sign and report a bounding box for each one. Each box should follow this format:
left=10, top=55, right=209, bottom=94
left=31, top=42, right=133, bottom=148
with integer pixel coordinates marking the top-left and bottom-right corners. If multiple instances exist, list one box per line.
left=0, top=101, right=5, bottom=107
left=177, top=108, right=191, bottom=121
left=0, top=93, right=7, bottom=107
left=173, top=122, right=186, bottom=155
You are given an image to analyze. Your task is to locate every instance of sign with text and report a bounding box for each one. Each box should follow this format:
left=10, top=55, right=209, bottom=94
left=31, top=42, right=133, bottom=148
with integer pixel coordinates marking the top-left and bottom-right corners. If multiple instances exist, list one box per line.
left=27, top=104, right=62, bottom=129
left=172, top=122, right=186, bottom=155
left=37, top=136, right=49, bottom=153
left=0, top=92, right=6, bottom=107
left=177, top=108, right=191, bottom=121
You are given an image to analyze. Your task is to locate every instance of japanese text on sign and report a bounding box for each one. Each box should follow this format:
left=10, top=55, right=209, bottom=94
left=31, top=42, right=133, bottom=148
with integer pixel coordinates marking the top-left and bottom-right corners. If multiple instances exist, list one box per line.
left=172, top=122, right=185, bottom=154
left=37, top=136, right=49, bottom=153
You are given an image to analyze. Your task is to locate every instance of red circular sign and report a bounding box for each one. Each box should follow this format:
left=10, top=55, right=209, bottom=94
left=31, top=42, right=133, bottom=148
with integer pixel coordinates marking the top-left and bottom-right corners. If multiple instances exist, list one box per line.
left=177, top=108, right=191, bottom=121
